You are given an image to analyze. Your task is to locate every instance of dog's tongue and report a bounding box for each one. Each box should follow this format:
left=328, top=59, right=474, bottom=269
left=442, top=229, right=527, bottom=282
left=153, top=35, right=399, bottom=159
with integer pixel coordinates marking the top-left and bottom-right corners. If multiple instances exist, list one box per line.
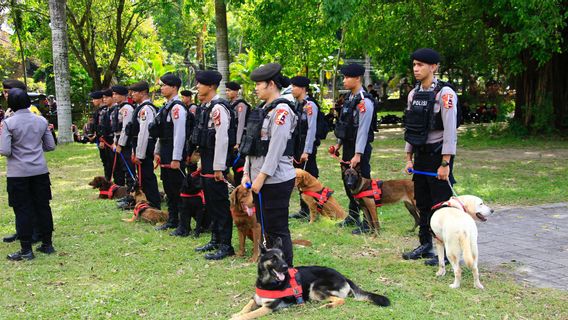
left=476, top=213, right=487, bottom=222
left=246, top=206, right=256, bottom=217
left=275, top=271, right=286, bottom=281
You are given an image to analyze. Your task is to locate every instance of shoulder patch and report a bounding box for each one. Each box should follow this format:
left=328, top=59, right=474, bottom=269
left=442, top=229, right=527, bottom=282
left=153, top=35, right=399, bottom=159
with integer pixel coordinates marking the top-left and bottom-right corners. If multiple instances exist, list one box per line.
left=442, top=93, right=454, bottom=109
left=122, top=108, right=128, bottom=118
left=140, top=109, right=146, bottom=121
left=213, top=109, right=221, bottom=126
left=275, top=109, right=288, bottom=126
left=357, top=100, right=366, bottom=113
left=172, top=106, right=180, bottom=119
left=304, top=104, right=313, bottom=116
left=238, top=105, right=243, bottom=113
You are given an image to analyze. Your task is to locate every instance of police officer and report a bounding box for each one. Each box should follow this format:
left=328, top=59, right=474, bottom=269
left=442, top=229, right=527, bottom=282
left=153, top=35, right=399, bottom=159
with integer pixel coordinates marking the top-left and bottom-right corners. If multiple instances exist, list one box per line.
left=225, top=81, right=250, bottom=186
left=402, top=48, right=458, bottom=266
left=113, top=85, right=136, bottom=191
left=332, top=63, right=376, bottom=234
left=154, top=73, right=187, bottom=231
left=289, top=76, right=319, bottom=220
left=240, top=63, right=297, bottom=266
left=180, top=90, right=198, bottom=115
left=0, top=88, right=56, bottom=260
left=193, top=70, right=235, bottom=260
left=90, top=91, right=112, bottom=180
left=101, top=89, right=123, bottom=185
left=128, top=81, right=162, bottom=209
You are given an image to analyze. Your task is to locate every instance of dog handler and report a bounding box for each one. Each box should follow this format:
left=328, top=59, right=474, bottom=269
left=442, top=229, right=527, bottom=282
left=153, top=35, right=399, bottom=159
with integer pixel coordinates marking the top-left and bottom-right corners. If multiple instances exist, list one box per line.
left=0, top=88, right=56, bottom=260
left=240, top=63, right=297, bottom=266
left=402, top=48, right=458, bottom=266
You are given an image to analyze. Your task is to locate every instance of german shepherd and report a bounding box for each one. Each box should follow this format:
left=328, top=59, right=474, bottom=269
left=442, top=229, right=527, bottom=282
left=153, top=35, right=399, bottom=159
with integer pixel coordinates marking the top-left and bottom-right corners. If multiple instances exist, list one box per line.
left=343, top=165, right=420, bottom=232
left=230, top=238, right=390, bottom=320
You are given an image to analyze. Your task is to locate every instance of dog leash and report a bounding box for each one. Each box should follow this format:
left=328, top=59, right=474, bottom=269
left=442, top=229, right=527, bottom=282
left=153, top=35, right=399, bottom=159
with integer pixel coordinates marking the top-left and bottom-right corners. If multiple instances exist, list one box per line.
left=408, top=168, right=459, bottom=197
left=246, top=182, right=267, bottom=248
left=119, top=152, right=137, bottom=183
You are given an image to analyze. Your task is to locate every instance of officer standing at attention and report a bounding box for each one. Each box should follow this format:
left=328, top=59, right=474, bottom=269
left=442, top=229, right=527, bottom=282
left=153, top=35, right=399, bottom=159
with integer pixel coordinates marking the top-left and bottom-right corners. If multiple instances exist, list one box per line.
left=193, top=70, right=235, bottom=259
left=128, top=81, right=162, bottom=209
left=154, top=73, right=187, bottom=231
left=289, top=76, right=319, bottom=220
left=113, top=85, right=135, bottom=191
left=102, top=89, right=124, bottom=185
left=90, top=91, right=112, bottom=180
left=240, top=63, right=297, bottom=266
left=402, top=48, right=458, bottom=266
left=225, top=81, right=250, bottom=186
left=332, top=63, right=376, bottom=234
left=0, top=88, right=56, bottom=260
left=180, top=90, right=198, bottom=115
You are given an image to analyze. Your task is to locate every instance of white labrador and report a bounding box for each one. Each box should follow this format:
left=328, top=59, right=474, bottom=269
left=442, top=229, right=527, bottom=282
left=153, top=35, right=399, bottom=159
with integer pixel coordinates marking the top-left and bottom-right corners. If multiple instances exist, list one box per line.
left=430, top=195, right=494, bottom=289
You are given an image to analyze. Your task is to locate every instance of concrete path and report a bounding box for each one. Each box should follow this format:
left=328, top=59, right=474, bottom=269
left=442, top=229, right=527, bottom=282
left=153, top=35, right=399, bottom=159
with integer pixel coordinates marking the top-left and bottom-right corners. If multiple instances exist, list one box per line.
left=478, top=203, right=568, bottom=290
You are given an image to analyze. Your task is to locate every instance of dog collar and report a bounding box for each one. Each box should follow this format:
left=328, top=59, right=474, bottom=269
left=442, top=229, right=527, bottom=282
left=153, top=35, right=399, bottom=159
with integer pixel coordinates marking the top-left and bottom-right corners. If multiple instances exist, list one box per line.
left=255, top=268, right=304, bottom=304
left=180, top=190, right=206, bottom=204
left=99, top=184, right=119, bottom=199
left=133, top=202, right=150, bottom=218
left=431, top=197, right=465, bottom=212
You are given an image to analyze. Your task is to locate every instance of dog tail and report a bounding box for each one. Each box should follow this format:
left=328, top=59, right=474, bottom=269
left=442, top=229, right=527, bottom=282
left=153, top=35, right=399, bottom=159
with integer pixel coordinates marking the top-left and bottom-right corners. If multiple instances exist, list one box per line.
left=460, top=232, right=474, bottom=269
left=346, top=278, right=390, bottom=307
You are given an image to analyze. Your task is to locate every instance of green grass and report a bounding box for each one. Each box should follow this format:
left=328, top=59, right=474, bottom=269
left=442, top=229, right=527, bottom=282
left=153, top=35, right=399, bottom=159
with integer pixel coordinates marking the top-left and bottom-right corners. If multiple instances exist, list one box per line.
left=0, top=131, right=567, bottom=319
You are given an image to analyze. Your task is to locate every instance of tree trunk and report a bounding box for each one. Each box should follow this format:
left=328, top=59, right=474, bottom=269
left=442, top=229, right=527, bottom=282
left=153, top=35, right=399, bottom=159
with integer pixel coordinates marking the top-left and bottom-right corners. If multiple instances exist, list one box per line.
left=364, top=54, right=371, bottom=87
left=196, top=23, right=206, bottom=70
left=48, top=0, right=73, bottom=143
left=214, top=0, right=229, bottom=98
left=331, top=29, right=344, bottom=101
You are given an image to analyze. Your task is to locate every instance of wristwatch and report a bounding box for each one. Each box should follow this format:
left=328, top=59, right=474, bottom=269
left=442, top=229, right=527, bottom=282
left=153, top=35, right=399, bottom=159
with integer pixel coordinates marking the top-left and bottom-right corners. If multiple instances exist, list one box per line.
left=441, top=160, right=449, bottom=167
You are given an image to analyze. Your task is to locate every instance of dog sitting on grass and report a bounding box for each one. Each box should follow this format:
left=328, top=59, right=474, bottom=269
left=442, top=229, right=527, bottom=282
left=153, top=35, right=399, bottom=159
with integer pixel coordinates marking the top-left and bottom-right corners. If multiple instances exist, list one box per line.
left=122, top=189, right=168, bottom=224
left=294, top=169, right=347, bottom=224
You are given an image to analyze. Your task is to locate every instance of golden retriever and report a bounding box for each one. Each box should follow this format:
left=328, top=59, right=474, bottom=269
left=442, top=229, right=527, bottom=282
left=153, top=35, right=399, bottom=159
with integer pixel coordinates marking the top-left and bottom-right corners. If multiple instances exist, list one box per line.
left=122, top=190, right=168, bottom=225
left=294, top=169, right=347, bottom=223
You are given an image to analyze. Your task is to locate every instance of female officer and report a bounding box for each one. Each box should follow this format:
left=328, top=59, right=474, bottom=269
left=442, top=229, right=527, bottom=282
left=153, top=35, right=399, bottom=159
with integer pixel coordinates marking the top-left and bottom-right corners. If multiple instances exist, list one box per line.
left=241, top=63, right=297, bottom=266
left=0, top=88, right=56, bottom=261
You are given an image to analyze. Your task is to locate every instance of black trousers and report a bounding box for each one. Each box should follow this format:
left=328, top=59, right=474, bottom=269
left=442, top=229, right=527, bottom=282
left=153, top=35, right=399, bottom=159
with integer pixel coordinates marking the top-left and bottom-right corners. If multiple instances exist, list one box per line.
left=120, top=147, right=135, bottom=190
left=413, top=146, right=454, bottom=245
left=341, top=142, right=373, bottom=222
left=99, top=146, right=112, bottom=181
left=7, top=173, right=54, bottom=245
left=202, top=177, right=232, bottom=245
left=230, top=150, right=245, bottom=187
left=161, top=167, right=184, bottom=226
left=253, top=178, right=295, bottom=266
left=137, top=140, right=161, bottom=209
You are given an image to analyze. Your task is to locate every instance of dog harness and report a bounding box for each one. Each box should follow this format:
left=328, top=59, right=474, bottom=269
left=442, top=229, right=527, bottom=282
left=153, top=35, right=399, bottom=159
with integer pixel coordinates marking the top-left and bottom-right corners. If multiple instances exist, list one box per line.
left=430, top=198, right=466, bottom=242
left=255, top=268, right=304, bottom=304
left=99, top=184, right=120, bottom=199
left=133, top=202, right=150, bottom=218
left=180, top=190, right=206, bottom=204
left=302, top=188, right=334, bottom=213
left=352, top=179, right=383, bottom=207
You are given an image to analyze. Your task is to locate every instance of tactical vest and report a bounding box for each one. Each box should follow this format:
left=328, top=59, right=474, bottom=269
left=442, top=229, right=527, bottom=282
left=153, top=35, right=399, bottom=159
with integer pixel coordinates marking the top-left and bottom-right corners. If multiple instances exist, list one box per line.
left=334, top=92, right=376, bottom=143
left=231, top=99, right=252, bottom=123
left=404, top=81, right=459, bottom=146
left=125, top=101, right=157, bottom=141
left=99, top=106, right=113, bottom=139
left=239, top=98, right=296, bottom=157
left=148, top=100, right=185, bottom=141
left=292, top=100, right=309, bottom=156
left=191, top=99, right=236, bottom=150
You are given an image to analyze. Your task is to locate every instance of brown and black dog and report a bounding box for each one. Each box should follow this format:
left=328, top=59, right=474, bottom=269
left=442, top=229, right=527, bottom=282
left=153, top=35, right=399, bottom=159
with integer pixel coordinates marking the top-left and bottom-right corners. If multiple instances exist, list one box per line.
left=295, top=169, right=347, bottom=223
left=343, top=166, right=419, bottom=233
left=123, top=189, right=168, bottom=224
left=230, top=185, right=262, bottom=262
left=88, top=176, right=129, bottom=199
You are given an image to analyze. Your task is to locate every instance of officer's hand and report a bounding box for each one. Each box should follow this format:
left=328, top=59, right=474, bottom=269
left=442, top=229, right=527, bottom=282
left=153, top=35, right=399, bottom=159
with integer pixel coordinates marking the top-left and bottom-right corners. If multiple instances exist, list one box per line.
left=405, top=161, right=414, bottom=175
left=300, top=153, right=309, bottom=163
left=350, top=153, right=361, bottom=168
left=116, top=145, right=122, bottom=154
left=251, top=174, right=267, bottom=194
left=133, top=157, right=142, bottom=165
left=154, top=154, right=161, bottom=165
left=437, top=166, right=450, bottom=181
left=234, top=144, right=240, bottom=151
left=241, top=175, right=251, bottom=188
left=170, top=160, right=180, bottom=170
left=185, top=155, right=191, bottom=165
left=99, top=142, right=105, bottom=149
left=214, top=170, right=224, bottom=182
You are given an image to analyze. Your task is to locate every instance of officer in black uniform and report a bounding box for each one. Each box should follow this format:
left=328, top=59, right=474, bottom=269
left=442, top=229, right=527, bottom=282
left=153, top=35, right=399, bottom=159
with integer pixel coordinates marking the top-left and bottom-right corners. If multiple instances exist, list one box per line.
left=332, top=63, right=376, bottom=234
left=90, top=91, right=112, bottom=180
left=193, top=70, right=235, bottom=260
left=180, top=90, right=198, bottom=115
left=225, top=81, right=249, bottom=186
left=402, top=48, right=458, bottom=266
left=289, top=76, right=319, bottom=220
left=240, top=63, right=298, bottom=266
left=154, top=73, right=187, bottom=231
left=128, top=81, right=162, bottom=209
left=101, top=88, right=124, bottom=185
left=113, top=85, right=136, bottom=191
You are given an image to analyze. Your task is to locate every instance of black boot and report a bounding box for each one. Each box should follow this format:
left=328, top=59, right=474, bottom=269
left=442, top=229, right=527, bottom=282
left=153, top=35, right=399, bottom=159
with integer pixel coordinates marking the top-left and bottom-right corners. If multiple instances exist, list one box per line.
left=351, top=220, right=372, bottom=235
left=204, top=244, right=235, bottom=260
left=196, top=233, right=218, bottom=252
left=170, top=210, right=190, bottom=237
left=155, top=222, right=177, bottom=231
left=290, top=199, right=309, bottom=220
left=37, top=233, right=56, bottom=254
left=425, top=255, right=449, bottom=266
left=3, top=233, right=18, bottom=243
left=402, top=243, right=435, bottom=260
left=337, top=200, right=360, bottom=227
left=7, top=241, right=34, bottom=261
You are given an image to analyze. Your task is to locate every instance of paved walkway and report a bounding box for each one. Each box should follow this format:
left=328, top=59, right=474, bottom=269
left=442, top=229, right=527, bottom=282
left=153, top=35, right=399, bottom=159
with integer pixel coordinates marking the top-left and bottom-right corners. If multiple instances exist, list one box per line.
left=478, top=203, right=568, bottom=290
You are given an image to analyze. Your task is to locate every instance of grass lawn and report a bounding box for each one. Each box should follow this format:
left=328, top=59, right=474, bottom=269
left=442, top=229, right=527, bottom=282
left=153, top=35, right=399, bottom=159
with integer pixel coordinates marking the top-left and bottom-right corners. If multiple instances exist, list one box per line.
left=0, top=126, right=567, bottom=319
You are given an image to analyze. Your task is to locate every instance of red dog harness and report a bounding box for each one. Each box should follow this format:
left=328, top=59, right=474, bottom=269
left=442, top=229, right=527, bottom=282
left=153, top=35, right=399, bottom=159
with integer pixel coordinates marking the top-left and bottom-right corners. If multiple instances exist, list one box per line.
left=133, top=202, right=150, bottom=218
left=302, top=188, right=334, bottom=213
left=352, top=179, right=383, bottom=207
left=430, top=198, right=466, bottom=242
left=99, top=184, right=120, bottom=199
left=180, top=190, right=206, bottom=204
left=255, top=268, right=304, bottom=304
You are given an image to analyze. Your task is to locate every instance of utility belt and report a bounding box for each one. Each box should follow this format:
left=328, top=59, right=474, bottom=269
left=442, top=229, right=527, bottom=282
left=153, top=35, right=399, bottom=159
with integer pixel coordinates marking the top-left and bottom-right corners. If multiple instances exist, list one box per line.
left=412, top=142, right=443, bottom=156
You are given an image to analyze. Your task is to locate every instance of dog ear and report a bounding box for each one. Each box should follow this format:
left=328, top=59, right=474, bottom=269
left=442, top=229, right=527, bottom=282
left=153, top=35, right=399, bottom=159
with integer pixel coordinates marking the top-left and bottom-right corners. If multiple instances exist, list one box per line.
left=260, top=244, right=267, bottom=255
left=272, top=237, right=283, bottom=249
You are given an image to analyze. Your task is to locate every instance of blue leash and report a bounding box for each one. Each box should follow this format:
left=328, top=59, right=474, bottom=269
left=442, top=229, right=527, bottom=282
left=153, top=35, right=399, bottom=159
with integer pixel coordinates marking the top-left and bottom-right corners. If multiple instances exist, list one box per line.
left=232, top=153, right=241, bottom=168
left=119, top=152, right=137, bottom=181
left=408, top=168, right=438, bottom=177
left=246, top=182, right=267, bottom=247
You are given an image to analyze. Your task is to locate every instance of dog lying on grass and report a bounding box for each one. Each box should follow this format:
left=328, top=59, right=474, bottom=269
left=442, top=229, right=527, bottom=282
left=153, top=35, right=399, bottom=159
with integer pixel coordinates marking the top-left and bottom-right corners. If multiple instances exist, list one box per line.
left=88, top=176, right=129, bottom=200
left=294, top=169, right=347, bottom=223
left=230, top=237, right=390, bottom=320
left=122, top=189, right=168, bottom=224
left=430, top=195, right=494, bottom=289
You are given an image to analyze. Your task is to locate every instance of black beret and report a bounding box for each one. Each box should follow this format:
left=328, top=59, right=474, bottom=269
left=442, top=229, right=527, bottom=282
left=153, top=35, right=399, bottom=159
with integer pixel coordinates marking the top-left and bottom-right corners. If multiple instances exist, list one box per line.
left=196, top=70, right=222, bottom=86
left=102, top=89, right=113, bottom=97
left=89, top=91, right=103, bottom=99
left=250, top=63, right=282, bottom=82
left=290, top=76, right=310, bottom=88
left=129, top=81, right=149, bottom=92
left=160, top=73, right=182, bottom=88
left=8, top=88, right=31, bottom=111
left=180, top=90, right=193, bottom=97
left=225, top=81, right=241, bottom=91
left=411, top=48, right=440, bottom=64
left=281, top=76, right=291, bottom=87
left=2, top=79, right=27, bottom=91
left=340, top=63, right=365, bottom=77
left=111, top=85, right=129, bottom=95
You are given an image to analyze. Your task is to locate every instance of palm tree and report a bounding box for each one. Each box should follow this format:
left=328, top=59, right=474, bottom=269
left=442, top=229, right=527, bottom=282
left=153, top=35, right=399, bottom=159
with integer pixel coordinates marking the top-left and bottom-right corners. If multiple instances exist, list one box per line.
left=214, top=0, right=229, bottom=98
left=48, top=0, right=72, bottom=143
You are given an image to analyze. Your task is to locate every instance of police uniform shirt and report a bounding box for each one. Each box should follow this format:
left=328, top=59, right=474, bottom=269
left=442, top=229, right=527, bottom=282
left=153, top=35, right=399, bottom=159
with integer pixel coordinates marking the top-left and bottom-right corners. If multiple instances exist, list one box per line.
left=232, top=99, right=248, bottom=145
left=244, top=101, right=297, bottom=184
left=404, top=78, right=458, bottom=155
left=302, top=99, right=318, bottom=154
left=154, top=95, right=187, bottom=161
left=117, top=102, right=134, bottom=147
left=188, top=104, right=198, bottom=115
left=347, top=89, right=374, bottom=153
left=135, top=99, right=156, bottom=160
left=0, top=109, right=56, bottom=177
left=109, top=103, right=119, bottom=144
left=206, top=94, right=230, bottom=171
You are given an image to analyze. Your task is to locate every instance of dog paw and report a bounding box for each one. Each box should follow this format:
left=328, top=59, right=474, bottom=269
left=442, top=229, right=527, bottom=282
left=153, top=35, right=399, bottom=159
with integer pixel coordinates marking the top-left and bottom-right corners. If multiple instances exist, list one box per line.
left=236, top=252, right=244, bottom=257
left=449, top=283, right=460, bottom=289
left=475, top=282, right=485, bottom=290
left=436, top=269, right=446, bottom=277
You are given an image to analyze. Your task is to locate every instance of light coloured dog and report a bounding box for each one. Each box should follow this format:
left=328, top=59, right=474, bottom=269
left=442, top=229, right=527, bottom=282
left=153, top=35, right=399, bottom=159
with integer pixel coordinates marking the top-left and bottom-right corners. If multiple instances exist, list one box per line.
left=430, top=195, right=494, bottom=289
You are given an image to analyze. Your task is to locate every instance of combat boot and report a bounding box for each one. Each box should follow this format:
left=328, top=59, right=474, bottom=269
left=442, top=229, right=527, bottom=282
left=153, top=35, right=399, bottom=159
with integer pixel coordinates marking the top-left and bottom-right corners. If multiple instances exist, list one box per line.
left=204, top=244, right=235, bottom=260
